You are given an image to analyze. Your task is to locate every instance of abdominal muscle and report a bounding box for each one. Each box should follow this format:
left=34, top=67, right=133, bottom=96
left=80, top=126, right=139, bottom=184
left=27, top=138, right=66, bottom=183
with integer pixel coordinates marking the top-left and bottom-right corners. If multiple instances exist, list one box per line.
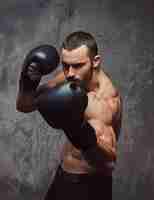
left=61, top=141, right=113, bottom=175
left=61, top=142, right=93, bottom=174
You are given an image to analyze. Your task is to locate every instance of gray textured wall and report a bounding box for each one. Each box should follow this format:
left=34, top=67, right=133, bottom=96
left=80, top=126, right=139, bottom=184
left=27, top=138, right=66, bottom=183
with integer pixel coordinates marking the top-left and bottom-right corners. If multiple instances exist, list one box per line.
left=0, top=0, right=154, bottom=199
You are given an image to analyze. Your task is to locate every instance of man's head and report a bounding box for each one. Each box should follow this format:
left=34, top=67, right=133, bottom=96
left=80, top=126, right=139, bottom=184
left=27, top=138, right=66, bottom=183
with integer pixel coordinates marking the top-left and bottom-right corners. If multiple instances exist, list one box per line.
left=61, top=31, right=101, bottom=87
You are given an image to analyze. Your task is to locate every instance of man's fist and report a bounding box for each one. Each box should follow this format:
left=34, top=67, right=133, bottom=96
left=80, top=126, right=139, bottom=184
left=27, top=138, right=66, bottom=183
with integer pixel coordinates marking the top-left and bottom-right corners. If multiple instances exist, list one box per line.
left=23, top=44, right=60, bottom=76
left=35, top=80, right=88, bottom=128
left=35, top=80, right=97, bottom=151
left=20, top=45, right=60, bottom=92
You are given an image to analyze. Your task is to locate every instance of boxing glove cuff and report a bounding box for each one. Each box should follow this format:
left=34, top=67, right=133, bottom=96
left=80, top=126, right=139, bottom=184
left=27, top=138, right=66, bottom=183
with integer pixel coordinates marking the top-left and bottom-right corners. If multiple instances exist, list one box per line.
left=19, top=71, right=40, bottom=92
left=64, top=120, right=97, bottom=151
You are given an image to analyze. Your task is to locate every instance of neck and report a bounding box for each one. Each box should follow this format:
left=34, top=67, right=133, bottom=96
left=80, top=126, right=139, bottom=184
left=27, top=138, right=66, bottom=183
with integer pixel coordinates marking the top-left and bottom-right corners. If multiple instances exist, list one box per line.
left=87, top=68, right=100, bottom=92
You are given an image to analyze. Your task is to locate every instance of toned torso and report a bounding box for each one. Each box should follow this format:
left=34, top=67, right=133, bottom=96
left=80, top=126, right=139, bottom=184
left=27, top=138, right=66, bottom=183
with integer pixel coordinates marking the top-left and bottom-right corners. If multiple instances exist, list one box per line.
left=57, top=70, right=121, bottom=175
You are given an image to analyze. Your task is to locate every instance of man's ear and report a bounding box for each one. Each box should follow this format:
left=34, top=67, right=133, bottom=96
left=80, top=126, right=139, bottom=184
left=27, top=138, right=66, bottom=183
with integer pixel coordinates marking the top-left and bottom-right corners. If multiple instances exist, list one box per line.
left=92, top=55, right=101, bottom=69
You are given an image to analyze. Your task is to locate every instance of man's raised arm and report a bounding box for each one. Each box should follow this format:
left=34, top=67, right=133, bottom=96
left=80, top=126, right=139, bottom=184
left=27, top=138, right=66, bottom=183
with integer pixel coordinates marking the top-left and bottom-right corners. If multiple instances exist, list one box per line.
left=16, top=44, right=60, bottom=113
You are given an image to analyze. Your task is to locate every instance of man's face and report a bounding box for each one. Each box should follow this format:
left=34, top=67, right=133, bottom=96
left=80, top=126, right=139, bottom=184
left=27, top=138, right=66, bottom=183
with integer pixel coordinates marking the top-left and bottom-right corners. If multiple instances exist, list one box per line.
left=61, top=45, right=95, bottom=86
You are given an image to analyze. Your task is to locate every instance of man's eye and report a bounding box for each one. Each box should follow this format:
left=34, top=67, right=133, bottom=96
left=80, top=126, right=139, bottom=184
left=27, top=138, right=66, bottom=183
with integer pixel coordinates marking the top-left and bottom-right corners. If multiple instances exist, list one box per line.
left=73, top=64, right=80, bottom=68
left=62, top=63, right=69, bottom=69
left=72, top=63, right=83, bottom=68
left=62, top=63, right=84, bottom=69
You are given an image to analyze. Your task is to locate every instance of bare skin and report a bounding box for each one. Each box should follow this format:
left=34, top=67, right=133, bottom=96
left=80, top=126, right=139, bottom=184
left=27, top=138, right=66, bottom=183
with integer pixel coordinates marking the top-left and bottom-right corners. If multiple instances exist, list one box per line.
left=16, top=45, right=122, bottom=175
left=61, top=70, right=121, bottom=174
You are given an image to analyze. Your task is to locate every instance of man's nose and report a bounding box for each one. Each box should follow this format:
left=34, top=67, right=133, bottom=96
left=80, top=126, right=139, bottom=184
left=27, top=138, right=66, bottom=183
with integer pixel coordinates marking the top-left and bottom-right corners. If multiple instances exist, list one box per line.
left=67, top=66, right=76, bottom=77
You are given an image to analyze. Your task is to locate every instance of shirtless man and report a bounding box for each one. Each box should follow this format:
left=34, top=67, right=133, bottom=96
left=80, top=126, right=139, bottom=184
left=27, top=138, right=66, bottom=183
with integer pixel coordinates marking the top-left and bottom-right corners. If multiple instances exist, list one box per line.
left=16, top=31, right=122, bottom=200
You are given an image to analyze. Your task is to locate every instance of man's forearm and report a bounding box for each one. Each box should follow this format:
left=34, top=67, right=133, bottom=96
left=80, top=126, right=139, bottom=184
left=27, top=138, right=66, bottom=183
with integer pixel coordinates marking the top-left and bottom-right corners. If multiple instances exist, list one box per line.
left=82, top=137, right=117, bottom=168
left=16, top=90, right=36, bottom=113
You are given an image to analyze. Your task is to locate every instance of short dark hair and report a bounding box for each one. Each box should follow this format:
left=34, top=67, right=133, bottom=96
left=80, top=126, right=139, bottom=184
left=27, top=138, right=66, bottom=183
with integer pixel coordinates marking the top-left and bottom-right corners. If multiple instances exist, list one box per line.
left=62, top=31, right=98, bottom=57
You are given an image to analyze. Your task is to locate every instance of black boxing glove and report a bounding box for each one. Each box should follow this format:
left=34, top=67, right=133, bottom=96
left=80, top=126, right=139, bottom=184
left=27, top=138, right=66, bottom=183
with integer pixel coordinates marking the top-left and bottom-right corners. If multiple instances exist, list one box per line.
left=19, top=45, right=60, bottom=92
left=35, top=80, right=97, bottom=151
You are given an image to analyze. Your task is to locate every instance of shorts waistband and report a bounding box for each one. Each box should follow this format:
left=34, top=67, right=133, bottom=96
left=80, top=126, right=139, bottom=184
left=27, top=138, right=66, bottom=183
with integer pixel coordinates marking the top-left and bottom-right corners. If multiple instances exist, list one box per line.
left=57, top=166, right=112, bottom=183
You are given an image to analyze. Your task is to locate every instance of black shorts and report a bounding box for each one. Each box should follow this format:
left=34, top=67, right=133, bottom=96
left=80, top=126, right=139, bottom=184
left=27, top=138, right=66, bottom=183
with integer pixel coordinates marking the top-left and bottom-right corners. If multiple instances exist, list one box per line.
left=44, top=166, right=112, bottom=200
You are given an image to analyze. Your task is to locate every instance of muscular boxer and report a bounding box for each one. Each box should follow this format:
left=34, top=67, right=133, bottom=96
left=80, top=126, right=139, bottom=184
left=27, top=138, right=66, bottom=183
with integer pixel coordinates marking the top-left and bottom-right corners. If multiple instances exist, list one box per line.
left=16, top=31, right=122, bottom=200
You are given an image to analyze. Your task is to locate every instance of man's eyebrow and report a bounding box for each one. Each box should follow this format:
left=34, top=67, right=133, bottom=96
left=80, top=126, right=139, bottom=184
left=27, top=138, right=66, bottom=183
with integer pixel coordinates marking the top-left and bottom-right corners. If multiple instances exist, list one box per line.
left=62, top=61, right=85, bottom=66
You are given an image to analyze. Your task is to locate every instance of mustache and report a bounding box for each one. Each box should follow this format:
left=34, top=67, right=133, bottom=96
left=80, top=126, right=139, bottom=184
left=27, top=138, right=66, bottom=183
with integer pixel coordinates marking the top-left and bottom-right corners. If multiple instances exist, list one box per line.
left=66, top=76, right=87, bottom=91
left=66, top=76, right=80, bottom=82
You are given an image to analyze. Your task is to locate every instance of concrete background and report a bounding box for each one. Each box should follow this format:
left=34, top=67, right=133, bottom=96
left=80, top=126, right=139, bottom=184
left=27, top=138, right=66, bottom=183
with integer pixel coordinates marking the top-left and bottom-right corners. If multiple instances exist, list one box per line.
left=0, top=0, right=154, bottom=199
